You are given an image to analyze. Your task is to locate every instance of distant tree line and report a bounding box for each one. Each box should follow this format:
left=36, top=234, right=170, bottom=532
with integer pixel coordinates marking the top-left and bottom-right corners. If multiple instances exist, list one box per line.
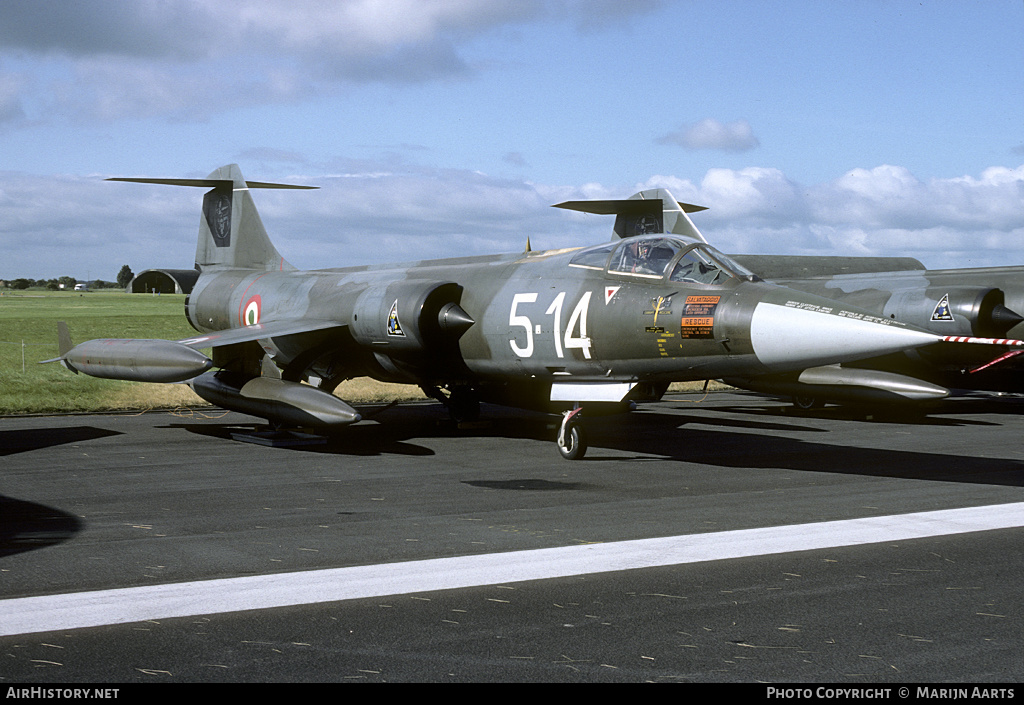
left=2, top=265, right=134, bottom=291
left=3, top=277, right=121, bottom=290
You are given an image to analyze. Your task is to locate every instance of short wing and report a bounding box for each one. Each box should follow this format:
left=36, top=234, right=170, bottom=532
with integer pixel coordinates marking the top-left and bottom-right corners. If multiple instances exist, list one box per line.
left=177, top=319, right=343, bottom=349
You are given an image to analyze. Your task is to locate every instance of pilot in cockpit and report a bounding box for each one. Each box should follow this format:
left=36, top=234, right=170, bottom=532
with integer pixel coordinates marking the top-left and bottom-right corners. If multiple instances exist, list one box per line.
left=625, top=239, right=674, bottom=276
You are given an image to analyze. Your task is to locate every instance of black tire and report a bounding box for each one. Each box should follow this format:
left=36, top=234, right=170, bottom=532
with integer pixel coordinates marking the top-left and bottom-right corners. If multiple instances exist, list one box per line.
left=792, top=395, right=826, bottom=411
left=448, top=388, right=480, bottom=423
left=557, top=421, right=587, bottom=460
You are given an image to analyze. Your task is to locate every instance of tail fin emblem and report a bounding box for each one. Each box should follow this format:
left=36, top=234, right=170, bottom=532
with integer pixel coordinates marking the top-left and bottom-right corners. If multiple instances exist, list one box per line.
left=204, top=189, right=232, bottom=247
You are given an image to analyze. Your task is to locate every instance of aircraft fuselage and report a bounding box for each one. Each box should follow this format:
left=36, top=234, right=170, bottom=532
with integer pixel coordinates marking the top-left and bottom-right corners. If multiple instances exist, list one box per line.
left=184, top=241, right=940, bottom=413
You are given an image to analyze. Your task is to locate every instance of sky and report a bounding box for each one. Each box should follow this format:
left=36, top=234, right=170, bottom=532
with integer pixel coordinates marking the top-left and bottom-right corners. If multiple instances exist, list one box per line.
left=1, top=0, right=1022, bottom=281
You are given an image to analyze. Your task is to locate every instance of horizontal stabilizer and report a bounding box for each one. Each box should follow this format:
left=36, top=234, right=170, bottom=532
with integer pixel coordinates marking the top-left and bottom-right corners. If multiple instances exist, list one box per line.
left=106, top=177, right=317, bottom=190
left=553, top=188, right=708, bottom=242
left=108, top=165, right=315, bottom=271
left=554, top=199, right=707, bottom=215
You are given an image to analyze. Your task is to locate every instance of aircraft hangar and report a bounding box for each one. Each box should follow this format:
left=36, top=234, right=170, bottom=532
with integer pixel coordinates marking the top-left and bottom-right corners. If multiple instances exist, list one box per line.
left=128, top=268, right=200, bottom=294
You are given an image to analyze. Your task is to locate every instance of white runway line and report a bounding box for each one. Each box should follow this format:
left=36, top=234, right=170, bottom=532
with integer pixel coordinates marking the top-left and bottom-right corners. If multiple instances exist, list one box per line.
left=2, top=501, right=1023, bottom=637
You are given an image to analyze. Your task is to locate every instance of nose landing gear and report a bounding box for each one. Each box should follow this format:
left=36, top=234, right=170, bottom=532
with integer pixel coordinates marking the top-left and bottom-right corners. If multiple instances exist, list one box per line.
left=557, top=406, right=587, bottom=460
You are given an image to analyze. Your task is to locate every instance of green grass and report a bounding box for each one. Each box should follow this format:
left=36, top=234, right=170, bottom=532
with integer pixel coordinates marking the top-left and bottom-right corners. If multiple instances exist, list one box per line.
left=0, top=289, right=430, bottom=414
left=0, top=290, right=201, bottom=414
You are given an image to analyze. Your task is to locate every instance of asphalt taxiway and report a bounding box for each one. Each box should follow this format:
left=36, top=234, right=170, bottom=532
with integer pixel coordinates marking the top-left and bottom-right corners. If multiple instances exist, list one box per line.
left=1, top=391, right=1022, bottom=682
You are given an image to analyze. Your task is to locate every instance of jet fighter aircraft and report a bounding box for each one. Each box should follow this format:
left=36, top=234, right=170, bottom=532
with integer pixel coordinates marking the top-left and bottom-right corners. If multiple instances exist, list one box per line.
left=724, top=260, right=1024, bottom=409
left=47, top=165, right=1013, bottom=458
left=571, top=190, right=1024, bottom=410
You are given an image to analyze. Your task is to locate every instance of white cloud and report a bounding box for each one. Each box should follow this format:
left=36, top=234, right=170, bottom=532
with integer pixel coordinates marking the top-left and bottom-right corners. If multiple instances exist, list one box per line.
left=0, top=171, right=196, bottom=281
left=0, top=1, right=667, bottom=123
left=4, top=161, right=1024, bottom=280
left=234, top=0, right=540, bottom=56
left=0, top=163, right=601, bottom=280
left=0, top=2, right=219, bottom=60
left=0, top=1, right=525, bottom=63
left=635, top=163, right=1024, bottom=268
left=805, top=164, right=1024, bottom=233
left=657, top=119, right=760, bottom=152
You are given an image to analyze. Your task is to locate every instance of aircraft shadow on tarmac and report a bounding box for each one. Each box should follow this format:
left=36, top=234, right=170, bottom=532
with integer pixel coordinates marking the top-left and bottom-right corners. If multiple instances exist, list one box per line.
left=165, top=399, right=1024, bottom=487
left=0, top=427, right=116, bottom=556
left=167, top=422, right=440, bottom=457
left=0, top=427, right=119, bottom=557
left=710, top=401, right=1007, bottom=426
left=0, top=425, right=123, bottom=456
left=0, top=495, right=83, bottom=557
left=162, top=410, right=440, bottom=457
left=612, top=399, right=1024, bottom=486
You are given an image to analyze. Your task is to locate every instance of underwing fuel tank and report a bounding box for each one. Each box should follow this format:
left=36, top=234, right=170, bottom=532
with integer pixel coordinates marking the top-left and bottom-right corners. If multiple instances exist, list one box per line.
left=797, top=366, right=949, bottom=400
left=725, top=366, right=950, bottom=404
left=61, top=339, right=213, bottom=383
left=189, top=371, right=361, bottom=428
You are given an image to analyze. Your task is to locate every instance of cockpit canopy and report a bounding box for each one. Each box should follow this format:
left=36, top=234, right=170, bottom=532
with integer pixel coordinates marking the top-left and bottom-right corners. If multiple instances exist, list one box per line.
left=568, top=235, right=756, bottom=284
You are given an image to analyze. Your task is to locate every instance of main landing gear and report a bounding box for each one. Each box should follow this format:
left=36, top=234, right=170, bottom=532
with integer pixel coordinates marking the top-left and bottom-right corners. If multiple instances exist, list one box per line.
left=421, top=384, right=481, bottom=424
left=791, top=394, right=826, bottom=411
left=556, top=406, right=588, bottom=460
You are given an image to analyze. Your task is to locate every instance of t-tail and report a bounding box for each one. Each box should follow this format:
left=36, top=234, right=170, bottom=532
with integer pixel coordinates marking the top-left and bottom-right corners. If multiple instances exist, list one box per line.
left=553, top=188, right=708, bottom=242
left=108, top=164, right=316, bottom=271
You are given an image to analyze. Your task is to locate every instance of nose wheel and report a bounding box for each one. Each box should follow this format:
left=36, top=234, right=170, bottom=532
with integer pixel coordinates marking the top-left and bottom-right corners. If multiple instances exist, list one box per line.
left=557, top=407, right=588, bottom=460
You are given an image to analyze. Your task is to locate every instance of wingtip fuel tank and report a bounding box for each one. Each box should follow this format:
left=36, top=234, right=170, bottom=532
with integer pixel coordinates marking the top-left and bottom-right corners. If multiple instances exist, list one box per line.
left=59, top=338, right=213, bottom=383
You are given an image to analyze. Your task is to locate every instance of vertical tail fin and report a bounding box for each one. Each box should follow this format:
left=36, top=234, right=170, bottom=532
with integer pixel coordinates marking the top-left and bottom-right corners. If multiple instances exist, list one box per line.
left=107, top=164, right=317, bottom=271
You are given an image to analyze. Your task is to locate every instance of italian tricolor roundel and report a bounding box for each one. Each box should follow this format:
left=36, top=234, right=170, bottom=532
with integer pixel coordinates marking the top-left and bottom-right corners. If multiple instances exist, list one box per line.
left=242, top=294, right=261, bottom=326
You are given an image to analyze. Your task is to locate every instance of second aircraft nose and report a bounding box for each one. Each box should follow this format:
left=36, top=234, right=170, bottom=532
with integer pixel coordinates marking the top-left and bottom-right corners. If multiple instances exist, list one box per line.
left=748, top=299, right=939, bottom=372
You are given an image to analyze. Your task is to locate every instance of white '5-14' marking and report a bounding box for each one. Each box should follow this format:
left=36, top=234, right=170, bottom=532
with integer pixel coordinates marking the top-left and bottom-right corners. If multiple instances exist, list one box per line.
left=509, top=291, right=592, bottom=359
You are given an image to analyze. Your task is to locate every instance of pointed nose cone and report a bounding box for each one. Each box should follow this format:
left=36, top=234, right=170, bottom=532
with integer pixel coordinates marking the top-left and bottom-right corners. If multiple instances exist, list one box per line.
left=437, top=302, right=475, bottom=337
left=989, top=303, right=1024, bottom=333
left=750, top=302, right=939, bottom=372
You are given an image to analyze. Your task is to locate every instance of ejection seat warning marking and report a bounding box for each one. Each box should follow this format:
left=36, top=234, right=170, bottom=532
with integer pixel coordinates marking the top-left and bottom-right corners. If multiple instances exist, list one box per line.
left=387, top=300, right=405, bottom=336
left=680, top=295, right=719, bottom=338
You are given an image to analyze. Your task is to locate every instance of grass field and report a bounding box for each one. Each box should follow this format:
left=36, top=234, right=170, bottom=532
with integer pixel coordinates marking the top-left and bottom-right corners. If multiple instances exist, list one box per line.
left=0, top=290, right=202, bottom=413
left=0, top=289, right=724, bottom=415
left=0, top=290, right=429, bottom=414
